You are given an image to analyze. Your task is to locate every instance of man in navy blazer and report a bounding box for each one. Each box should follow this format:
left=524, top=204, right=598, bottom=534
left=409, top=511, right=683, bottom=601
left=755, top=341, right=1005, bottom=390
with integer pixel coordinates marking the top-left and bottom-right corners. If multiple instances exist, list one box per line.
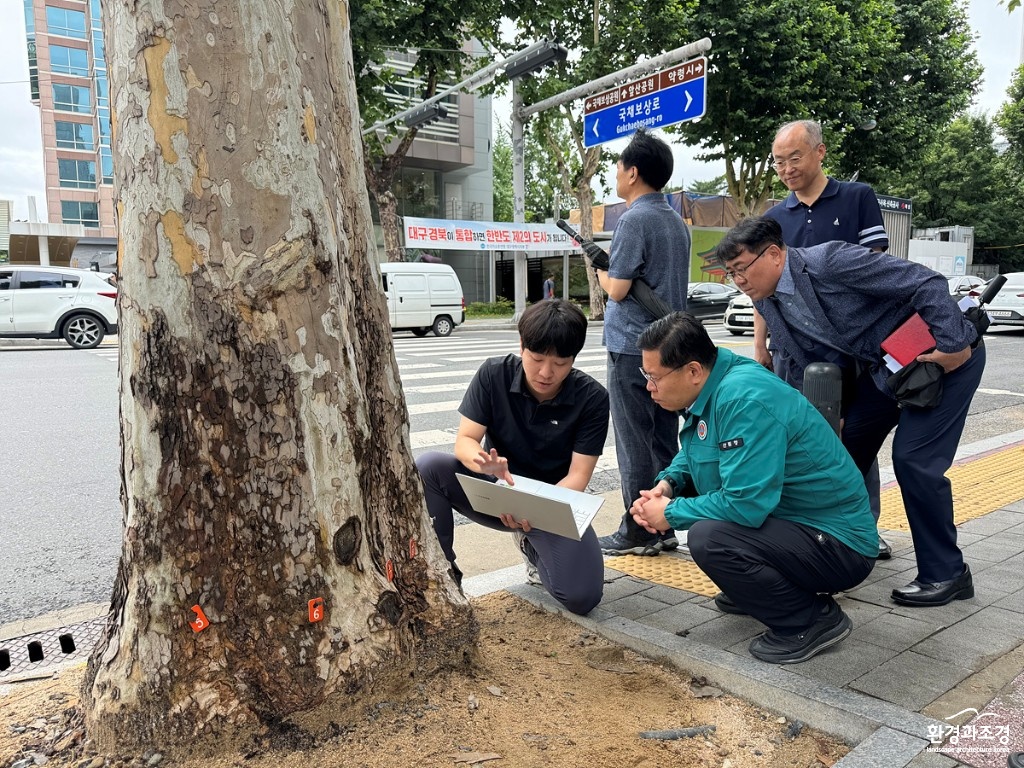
left=715, top=216, right=985, bottom=607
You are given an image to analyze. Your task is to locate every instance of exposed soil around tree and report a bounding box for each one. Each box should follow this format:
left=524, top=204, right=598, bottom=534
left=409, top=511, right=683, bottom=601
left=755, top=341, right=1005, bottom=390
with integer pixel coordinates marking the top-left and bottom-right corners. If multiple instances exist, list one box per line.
left=1, top=592, right=848, bottom=768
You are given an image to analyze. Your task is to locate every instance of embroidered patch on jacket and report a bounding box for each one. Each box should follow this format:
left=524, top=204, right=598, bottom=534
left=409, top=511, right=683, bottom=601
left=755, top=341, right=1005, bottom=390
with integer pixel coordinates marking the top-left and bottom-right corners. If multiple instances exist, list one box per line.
left=718, top=437, right=745, bottom=450
left=697, top=420, right=708, bottom=440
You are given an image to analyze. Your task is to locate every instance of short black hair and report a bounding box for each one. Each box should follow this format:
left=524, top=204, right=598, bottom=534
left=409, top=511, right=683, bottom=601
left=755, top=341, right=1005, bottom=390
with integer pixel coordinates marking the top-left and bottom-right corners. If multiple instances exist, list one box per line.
left=715, top=216, right=784, bottom=265
left=518, top=299, right=587, bottom=358
left=619, top=129, right=674, bottom=191
left=638, top=312, right=718, bottom=369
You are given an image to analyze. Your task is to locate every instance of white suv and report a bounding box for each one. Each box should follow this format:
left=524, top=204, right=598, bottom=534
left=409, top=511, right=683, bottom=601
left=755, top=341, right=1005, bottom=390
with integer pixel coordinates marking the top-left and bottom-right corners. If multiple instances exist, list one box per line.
left=722, top=292, right=754, bottom=336
left=0, top=265, right=119, bottom=349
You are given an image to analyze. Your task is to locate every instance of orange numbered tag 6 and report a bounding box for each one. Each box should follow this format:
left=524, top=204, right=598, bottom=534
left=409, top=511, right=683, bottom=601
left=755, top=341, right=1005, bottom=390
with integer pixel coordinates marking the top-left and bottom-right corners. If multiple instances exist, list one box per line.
left=308, top=597, right=324, bottom=623
left=409, top=538, right=418, bottom=559
left=189, top=604, right=210, bottom=633
left=386, top=559, right=395, bottom=582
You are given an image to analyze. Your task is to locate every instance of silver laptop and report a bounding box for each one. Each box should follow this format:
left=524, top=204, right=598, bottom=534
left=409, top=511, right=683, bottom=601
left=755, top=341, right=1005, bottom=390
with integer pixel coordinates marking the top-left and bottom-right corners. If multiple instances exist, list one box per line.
left=456, top=473, right=604, bottom=541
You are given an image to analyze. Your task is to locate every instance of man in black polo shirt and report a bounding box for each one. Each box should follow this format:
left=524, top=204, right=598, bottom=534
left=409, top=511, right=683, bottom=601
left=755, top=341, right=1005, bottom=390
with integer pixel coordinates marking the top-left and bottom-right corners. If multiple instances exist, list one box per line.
left=415, top=299, right=609, bottom=615
left=760, top=119, right=893, bottom=560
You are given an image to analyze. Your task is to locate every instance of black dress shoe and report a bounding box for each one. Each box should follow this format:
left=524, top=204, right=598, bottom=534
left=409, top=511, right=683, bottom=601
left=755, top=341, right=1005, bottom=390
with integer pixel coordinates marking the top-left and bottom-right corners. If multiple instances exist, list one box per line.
left=713, top=592, right=748, bottom=615
left=1008, top=752, right=1024, bottom=768
left=876, top=535, right=892, bottom=560
left=891, top=564, right=973, bottom=606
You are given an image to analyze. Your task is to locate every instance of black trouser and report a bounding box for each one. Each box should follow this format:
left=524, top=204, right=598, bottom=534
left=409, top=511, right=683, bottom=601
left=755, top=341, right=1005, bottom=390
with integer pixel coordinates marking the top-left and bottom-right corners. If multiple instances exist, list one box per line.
left=415, top=452, right=604, bottom=615
left=688, top=518, right=874, bottom=634
left=840, top=343, right=985, bottom=582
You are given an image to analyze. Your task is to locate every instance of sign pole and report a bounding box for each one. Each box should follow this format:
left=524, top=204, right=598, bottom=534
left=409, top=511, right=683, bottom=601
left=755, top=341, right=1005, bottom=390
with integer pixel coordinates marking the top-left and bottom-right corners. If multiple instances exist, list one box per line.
left=512, top=79, right=528, bottom=320
left=509, top=37, right=713, bottom=312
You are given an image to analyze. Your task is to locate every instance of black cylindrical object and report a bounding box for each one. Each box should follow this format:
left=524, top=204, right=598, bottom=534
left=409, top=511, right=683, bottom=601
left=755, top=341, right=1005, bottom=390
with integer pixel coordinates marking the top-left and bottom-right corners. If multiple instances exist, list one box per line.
left=803, top=362, right=843, bottom=435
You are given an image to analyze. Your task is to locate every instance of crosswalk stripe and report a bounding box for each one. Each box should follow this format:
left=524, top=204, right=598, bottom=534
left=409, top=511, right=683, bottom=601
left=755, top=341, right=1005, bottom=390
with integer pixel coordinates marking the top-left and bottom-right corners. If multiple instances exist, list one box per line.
left=396, top=362, right=444, bottom=370
left=399, top=363, right=606, bottom=382
left=409, top=428, right=460, bottom=449
left=435, top=352, right=607, bottom=364
left=407, top=399, right=463, bottom=415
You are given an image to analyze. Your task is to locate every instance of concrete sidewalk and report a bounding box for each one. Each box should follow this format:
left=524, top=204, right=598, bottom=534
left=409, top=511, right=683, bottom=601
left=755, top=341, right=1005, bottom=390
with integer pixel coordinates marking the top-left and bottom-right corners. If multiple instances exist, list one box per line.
left=3, top=431, right=1022, bottom=766
left=465, top=430, right=1024, bottom=767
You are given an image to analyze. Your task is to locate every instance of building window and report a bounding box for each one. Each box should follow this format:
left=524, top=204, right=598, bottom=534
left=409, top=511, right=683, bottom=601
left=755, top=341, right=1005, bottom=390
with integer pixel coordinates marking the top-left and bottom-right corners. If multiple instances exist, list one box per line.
left=55, top=121, right=94, bottom=150
left=100, top=147, right=113, bottom=184
left=58, top=158, right=96, bottom=189
left=95, top=74, right=108, bottom=109
left=98, top=106, right=110, bottom=141
left=61, top=201, right=100, bottom=227
left=50, top=45, right=89, bottom=77
left=45, top=6, right=87, bottom=39
left=52, top=83, right=90, bottom=113
left=394, top=168, right=442, bottom=218
left=24, top=0, right=35, bottom=34
left=26, top=37, right=39, bottom=101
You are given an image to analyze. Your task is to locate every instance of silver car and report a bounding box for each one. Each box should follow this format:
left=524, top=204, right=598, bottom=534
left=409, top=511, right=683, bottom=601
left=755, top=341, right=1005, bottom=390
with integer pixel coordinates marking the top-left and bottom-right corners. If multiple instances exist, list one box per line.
left=947, top=275, right=986, bottom=297
left=0, top=265, right=118, bottom=348
left=983, top=272, right=1024, bottom=328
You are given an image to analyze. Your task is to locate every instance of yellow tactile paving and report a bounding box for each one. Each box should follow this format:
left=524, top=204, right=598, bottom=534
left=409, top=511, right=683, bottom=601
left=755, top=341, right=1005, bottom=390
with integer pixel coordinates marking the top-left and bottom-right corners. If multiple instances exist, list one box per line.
left=607, top=444, right=1023, bottom=597
left=878, top=445, right=1024, bottom=532
left=605, top=554, right=721, bottom=597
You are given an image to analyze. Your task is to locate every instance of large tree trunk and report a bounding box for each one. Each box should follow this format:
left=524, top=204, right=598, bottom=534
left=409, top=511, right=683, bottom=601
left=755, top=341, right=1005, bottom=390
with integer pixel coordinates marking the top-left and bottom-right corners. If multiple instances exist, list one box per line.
left=363, top=121, right=420, bottom=263
left=84, top=0, right=475, bottom=754
left=376, top=187, right=405, bottom=262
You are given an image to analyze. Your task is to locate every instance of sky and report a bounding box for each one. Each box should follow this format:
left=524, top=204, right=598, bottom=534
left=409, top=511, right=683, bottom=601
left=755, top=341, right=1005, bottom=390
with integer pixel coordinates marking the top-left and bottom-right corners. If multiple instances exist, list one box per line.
left=0, top=0, right=1021, bottom=220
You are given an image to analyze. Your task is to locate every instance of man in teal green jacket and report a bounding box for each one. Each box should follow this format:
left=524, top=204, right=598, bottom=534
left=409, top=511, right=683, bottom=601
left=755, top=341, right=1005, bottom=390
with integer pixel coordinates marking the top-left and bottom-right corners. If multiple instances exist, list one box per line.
left=630, top=312, right=876, bottom=664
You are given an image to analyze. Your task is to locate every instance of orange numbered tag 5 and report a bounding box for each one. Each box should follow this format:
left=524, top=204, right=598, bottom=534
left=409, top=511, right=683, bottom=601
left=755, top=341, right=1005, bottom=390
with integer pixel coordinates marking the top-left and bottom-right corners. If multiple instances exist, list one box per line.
left=189, top=604, right=210, bottom=633
left=308, top=597, right=324, bottom=623
left=386, top=559, right=395, bottom=582
left=409, top=538, right=418, bottom=559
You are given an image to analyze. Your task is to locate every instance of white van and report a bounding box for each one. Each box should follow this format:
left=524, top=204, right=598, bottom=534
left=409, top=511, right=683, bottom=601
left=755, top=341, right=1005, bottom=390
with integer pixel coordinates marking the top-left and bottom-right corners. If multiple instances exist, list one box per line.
left=379, top=262, right=466, bottom=337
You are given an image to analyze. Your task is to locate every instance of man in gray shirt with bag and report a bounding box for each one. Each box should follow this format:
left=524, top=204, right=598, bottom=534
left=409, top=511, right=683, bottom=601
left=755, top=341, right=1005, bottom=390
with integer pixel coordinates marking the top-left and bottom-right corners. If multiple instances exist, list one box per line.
left=596, top=129, right=692, bottom=556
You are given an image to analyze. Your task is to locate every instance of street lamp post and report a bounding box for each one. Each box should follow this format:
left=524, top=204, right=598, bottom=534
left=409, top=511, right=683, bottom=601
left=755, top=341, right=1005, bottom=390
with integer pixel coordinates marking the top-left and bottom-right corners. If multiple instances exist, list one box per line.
left=511, top=78, right=528, bottom=319
left=361, top=40, right=568, bottom=316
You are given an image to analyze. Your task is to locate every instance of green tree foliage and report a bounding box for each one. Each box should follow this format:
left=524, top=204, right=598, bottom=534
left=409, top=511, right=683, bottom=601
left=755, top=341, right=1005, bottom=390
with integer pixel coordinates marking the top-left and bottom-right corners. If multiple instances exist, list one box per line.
left=663, top=0, right=979, bottom=213
left=350, top=0, right=502, bottom=259
left=493, top=122, right=514, bottom=222
left=834, top=0, right=981, bottom=185
left=996, top=65, right=1024, bottom=178
left=889, top=116, right=1024, bottom=271
left=688, top=175, right=728, bottom=195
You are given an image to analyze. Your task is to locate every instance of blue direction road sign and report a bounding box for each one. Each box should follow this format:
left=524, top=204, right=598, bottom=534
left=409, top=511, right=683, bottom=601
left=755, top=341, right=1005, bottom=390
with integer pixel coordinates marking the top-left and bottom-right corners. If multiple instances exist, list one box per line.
left=583, top=57, right=707, bottom=148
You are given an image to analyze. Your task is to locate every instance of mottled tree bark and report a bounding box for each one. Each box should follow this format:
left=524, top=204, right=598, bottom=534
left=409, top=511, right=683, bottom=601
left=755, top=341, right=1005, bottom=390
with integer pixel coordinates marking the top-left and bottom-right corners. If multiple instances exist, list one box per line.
left=84, top=0, right=475, bottom=754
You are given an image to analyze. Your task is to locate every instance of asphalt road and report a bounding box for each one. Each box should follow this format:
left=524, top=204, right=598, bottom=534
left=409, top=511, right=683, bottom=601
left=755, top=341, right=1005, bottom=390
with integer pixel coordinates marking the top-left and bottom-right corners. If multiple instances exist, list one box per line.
left=2, top=323, right=1023, bottom=625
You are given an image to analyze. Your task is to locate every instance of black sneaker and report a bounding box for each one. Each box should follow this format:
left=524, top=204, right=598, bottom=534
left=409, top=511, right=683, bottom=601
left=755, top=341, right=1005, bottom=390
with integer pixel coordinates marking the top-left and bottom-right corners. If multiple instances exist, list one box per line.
left=658, top=532, right=679, bottom=551
left=598, top=531, right=661, bottom=556
left=748, top=600, right=852, bottom=664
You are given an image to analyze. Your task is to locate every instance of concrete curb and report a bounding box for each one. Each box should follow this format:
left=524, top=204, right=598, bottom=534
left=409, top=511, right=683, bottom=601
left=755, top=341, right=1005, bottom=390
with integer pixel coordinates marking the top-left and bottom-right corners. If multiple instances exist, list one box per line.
left=0, top=602, right=106, bottom=643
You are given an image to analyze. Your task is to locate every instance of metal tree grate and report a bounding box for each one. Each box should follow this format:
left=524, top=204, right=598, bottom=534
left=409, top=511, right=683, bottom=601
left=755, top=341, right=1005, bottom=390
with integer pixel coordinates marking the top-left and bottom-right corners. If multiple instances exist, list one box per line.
left=0, top=617, right=105, bottom=681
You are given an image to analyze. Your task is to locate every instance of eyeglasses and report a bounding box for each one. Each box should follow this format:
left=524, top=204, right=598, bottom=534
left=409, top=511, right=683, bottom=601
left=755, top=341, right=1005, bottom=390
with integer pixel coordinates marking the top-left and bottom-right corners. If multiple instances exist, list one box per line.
left=723, top=245, right=772, bottom=282
left=639, top=365, right=683, bottom=391
left=770, top=153, right=805, bottom=170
